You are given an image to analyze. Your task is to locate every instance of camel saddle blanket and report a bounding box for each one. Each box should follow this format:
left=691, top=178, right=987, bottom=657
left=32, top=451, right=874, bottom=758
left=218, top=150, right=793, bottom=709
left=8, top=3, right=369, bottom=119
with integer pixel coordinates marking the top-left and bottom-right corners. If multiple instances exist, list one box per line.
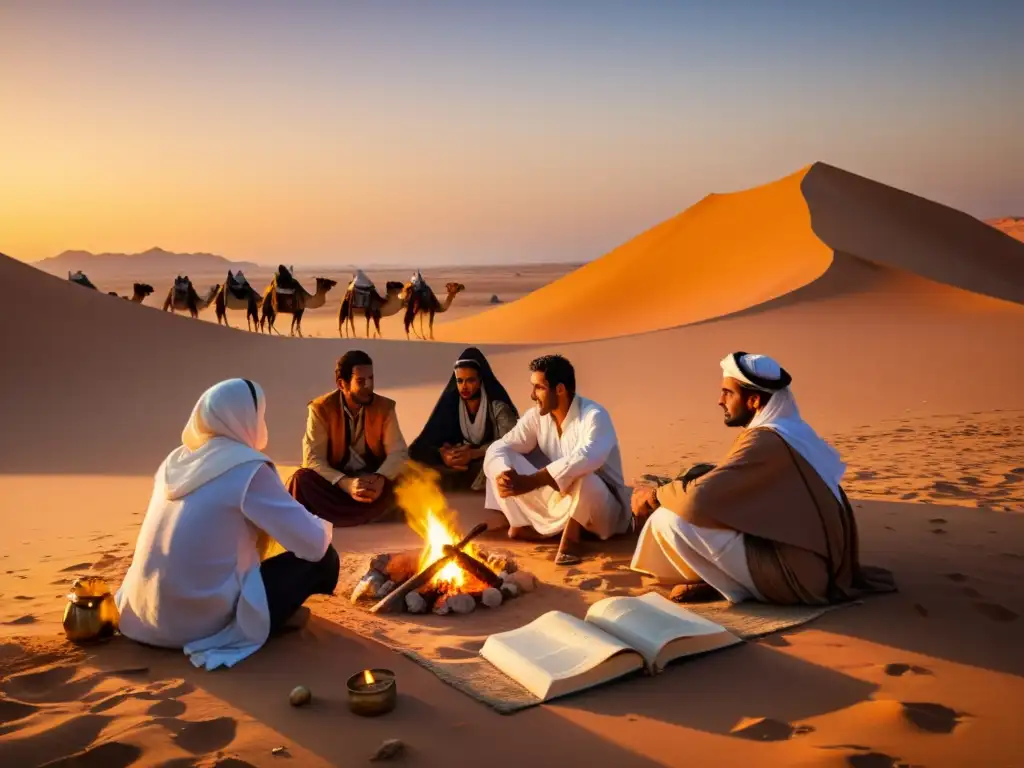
left=173, top=284, right=191, bottom=302
left=351, top=286, right=372, bottom=310
left=226, top=279, right=250, bottom=301
left=276, top=293, right=299, bottom=314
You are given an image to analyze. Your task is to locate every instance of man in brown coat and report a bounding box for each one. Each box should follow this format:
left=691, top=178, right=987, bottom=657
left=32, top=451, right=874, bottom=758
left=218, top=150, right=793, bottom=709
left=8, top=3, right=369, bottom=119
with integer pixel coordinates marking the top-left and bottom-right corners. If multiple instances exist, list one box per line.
left=630, top=351, right=894, bottom=605
left=287, top=350, right=409, bottom=526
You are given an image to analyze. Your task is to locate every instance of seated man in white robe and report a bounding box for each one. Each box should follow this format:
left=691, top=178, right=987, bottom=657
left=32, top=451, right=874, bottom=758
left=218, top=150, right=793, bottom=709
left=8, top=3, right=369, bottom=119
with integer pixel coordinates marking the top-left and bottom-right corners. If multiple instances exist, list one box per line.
left=630, top=352, right=895, bottom=605
left=484, top=354, right=632, bottom=565
left=116, top=378, right=339, bottom=671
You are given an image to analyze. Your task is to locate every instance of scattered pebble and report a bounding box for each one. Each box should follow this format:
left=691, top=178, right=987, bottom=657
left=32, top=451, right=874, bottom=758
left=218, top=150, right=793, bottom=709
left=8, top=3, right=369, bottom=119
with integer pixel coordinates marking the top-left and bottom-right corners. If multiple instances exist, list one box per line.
left=371, top=738, right=405, bottom=761
left=481, top=587, right=502, bottom=608
left=289, top=685, right=312, bottom=707
left=500, top=582, right=519, bottom=600
left=376, top=580, right=396, bottom=598
left=504, top=570, right=537, bottom=593
left=272, top=746, right=288, bottom=756
left=405, top=592, right=427, bottom=614
left=448, top=593, right=476, bottom=614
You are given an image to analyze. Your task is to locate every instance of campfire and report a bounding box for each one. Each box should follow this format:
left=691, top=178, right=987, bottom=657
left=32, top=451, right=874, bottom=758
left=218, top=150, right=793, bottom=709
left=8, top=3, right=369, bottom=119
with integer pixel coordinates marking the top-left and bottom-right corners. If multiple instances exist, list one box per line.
left=349, top=463, right=536, bottom=615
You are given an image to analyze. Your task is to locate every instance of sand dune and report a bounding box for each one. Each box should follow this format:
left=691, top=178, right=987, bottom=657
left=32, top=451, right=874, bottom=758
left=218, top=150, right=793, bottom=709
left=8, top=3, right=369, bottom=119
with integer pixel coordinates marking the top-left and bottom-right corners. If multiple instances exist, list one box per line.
left=438, top=162, right=1024, bottom=343
left=3, top=161, right=1024, bottom=766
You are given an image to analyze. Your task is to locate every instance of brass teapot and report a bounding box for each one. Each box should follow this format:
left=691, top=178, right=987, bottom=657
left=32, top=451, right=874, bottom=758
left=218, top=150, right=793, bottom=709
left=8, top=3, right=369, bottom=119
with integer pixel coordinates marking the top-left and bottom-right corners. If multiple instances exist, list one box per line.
left=63, top=576, right=120, bottom=644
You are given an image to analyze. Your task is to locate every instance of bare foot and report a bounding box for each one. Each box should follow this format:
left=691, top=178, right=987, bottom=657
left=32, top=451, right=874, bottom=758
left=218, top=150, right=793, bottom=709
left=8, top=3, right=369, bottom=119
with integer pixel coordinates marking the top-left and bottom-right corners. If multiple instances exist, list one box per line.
left=670, top=582, right=719, bottom=603
left=508, top=526, right=552, bottom=542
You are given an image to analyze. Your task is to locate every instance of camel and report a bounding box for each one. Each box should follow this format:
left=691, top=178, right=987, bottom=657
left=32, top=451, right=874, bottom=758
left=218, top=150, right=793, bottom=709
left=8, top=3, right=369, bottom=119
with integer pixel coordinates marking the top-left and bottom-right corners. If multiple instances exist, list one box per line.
left=259, top=267, right=337, bottom=337
left=162, top=275, right=220, bottom=318
left=214, top=270, right=261, bottom=331
left=338, top=277, right=407, bottom=338
left=403, top=281, right=466, bottom=340
left=68, top=271, right=98, bottom=290
left=107, top=283, right=155, bottom=303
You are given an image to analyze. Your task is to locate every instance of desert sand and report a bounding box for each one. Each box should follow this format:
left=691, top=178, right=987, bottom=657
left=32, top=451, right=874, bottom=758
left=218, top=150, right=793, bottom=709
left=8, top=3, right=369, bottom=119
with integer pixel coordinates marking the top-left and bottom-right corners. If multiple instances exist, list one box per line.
left=2, top=162, right=1023, bottom=767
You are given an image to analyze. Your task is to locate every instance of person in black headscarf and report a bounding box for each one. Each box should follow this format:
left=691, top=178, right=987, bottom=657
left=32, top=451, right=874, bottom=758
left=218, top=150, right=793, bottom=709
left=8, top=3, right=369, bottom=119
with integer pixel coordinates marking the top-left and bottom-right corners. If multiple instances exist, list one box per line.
left=409, top=348, right=519, bottom=491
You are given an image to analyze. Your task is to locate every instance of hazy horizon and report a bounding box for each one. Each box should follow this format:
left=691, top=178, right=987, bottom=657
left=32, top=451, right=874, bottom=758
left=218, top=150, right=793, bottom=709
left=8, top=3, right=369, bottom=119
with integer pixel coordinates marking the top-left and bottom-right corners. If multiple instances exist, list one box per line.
left=2, top=1, right=1020, bottom=267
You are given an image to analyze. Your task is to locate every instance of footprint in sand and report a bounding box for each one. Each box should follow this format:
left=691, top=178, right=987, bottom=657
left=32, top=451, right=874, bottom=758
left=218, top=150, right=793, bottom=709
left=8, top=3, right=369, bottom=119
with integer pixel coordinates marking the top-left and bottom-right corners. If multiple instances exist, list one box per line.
left=845, top=752, right=909, bottom=768
left=901, top=701, right=964, bottom=733
left=943, top=573, right=968, bottom=583
left=972, top=601, right=1019, bottom=623
left=913, top=604, right=929, bottom=618
left=13, top=595, right=32, bottom=601
left=577, top=577, right=605, bottom=591
left=931, top=528, right=948, bottom=535
left=147, top=698, right=187, bottom=717
left=899, top=492, right=918, bottom=500
left=158, top=716, right=238, bottom=754
left=962, top=586, right=984, bottom=598
left=2, top=615, right=36, bottom=626
left=883, top=663, right=932, bottom=677
left=43, top=741, right=142, bottom=768
left=730, top=717, right=814, bottom=741
left=0, top=698, right=38, bottom=726
left=929, top=518, right=947, bottom=524
left=58, top=562, right=92, bottom=573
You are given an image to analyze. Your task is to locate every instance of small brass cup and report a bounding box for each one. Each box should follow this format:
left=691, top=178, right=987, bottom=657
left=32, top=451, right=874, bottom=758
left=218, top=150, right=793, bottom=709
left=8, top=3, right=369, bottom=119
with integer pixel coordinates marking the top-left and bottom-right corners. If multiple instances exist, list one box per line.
left=346, top=668, right=397, bottom=716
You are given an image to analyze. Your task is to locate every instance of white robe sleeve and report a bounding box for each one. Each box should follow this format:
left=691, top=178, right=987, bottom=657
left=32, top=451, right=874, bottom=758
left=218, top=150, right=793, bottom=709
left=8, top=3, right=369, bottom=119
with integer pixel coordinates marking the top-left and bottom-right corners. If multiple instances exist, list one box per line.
left=486, top=407, right=540, bottom=457
left=545, top=406, right=617, bottom=493
left=242, top=464, right=333, bottom=562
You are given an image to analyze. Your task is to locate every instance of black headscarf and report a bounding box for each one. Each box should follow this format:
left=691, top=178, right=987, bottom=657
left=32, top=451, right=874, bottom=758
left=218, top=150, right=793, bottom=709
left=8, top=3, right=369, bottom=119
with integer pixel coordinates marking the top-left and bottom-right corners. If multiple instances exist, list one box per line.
left=409, top=347, right=518, bottom=463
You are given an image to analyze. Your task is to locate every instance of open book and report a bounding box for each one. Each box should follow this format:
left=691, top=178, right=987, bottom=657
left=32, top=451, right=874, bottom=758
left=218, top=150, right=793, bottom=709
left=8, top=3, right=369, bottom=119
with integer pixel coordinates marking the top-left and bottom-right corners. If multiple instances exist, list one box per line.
left=480, top=592, right=741, bottom=702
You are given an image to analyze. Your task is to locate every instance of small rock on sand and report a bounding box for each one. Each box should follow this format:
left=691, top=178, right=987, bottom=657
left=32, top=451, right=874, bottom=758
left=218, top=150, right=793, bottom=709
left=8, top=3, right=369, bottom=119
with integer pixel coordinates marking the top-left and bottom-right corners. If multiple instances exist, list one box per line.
left=504, top=571, right=537, bottom=593
left=433, top=595, right=451, bottom=615
left=376, top=580, right=396, bottom=598
left=481, top=587, right=502, bottom=608
left=500, top=582, right=519, bottom=600
left=448, top=593, right=476, bottom=614
left=371, top=738, right=405, bottom=761
left=405, top=592, right=427, bottom=614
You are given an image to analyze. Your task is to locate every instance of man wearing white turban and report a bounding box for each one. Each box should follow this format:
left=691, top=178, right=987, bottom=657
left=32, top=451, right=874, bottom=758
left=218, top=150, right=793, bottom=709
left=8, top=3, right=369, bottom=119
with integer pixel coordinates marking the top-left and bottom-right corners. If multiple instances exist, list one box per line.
left=116, top=378, right=339, bottom=670
left=630, top=352, right=895, bottom=605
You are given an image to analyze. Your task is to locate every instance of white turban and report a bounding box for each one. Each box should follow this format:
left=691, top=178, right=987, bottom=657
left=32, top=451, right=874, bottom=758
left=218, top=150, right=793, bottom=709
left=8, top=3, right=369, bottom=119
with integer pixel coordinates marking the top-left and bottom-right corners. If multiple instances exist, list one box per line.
left=720, top=352, right=846, bottom=499
left=160, top=378, right=272, bottom=500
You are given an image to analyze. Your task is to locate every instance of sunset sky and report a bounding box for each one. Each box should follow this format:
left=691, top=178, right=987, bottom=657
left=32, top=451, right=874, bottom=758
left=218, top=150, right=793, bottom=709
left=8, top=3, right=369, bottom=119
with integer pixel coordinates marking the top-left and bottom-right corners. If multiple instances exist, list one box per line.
left=1, top=1, right=1020, bottom=266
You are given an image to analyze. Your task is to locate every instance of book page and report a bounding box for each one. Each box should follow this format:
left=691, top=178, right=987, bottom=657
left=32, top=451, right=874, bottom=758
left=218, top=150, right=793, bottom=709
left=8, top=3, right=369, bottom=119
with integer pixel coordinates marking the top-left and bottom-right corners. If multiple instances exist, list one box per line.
left=480, top=611, right=642, bottom=701
left=585, top=592, right=734, bottom=667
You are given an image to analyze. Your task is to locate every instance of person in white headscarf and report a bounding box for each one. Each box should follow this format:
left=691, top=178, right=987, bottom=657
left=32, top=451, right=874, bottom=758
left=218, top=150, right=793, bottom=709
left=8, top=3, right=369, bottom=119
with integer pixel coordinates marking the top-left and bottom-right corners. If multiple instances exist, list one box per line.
left=115, top=378, right=338, bottom=671
left=629, top=352, right=895, bottom=606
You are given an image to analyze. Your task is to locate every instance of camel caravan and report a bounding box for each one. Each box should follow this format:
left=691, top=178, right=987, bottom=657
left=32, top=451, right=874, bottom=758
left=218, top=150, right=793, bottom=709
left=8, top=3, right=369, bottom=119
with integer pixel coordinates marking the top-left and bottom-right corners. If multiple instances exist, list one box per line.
left=68, top=271, right=155, bottom=303
left=68, top=266, right=465, bottom=339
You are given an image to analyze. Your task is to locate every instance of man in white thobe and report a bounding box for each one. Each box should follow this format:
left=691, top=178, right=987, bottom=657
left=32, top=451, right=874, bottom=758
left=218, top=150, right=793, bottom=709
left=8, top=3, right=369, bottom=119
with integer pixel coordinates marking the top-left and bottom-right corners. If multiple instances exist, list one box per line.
left=484, top=354, right=631, bottom=565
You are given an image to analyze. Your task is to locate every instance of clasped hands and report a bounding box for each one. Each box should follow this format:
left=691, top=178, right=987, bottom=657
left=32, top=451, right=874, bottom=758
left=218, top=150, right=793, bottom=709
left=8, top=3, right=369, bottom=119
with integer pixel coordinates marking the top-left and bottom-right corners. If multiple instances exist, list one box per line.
left=440, top=442, right=474, bottom=471
left=495, top=468, right=539, bottom=498
left=339, top=472, right=386, bottom=503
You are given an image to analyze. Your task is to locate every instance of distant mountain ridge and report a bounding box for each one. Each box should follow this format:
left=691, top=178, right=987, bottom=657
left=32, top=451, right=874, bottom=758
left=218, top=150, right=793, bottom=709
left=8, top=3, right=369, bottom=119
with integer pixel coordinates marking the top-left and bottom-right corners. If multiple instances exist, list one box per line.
left=35, top=247, right=259, bottom=276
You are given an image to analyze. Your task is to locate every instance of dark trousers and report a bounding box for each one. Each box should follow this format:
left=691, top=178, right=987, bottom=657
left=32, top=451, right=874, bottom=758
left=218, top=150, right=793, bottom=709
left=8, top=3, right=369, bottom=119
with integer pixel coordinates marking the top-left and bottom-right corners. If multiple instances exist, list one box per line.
left=286, top=468, right=399, bottom=527
left=260, top=544, right=340, bottom=632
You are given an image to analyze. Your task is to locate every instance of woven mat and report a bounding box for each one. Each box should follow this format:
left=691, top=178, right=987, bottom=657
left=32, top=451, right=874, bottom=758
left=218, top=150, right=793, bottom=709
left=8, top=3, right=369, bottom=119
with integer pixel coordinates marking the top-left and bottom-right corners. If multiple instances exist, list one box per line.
left=322, top=593, right=855, bottom=714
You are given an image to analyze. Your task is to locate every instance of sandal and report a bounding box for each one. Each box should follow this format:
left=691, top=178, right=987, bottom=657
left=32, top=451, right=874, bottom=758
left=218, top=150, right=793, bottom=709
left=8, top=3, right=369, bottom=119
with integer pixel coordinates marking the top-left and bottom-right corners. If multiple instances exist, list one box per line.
left=554, top=551, right=582, bottom=566
left=669, top=582, right=719, bottom=603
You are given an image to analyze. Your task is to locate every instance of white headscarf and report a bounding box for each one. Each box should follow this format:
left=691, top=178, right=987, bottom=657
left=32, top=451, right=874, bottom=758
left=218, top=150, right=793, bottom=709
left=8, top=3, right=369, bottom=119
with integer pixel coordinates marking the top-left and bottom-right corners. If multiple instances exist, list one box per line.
left=458, top=384, right=489, bottom=445
left=160, top=378, right=271, bottom=500
left=721, top=353, right=846, bottom=500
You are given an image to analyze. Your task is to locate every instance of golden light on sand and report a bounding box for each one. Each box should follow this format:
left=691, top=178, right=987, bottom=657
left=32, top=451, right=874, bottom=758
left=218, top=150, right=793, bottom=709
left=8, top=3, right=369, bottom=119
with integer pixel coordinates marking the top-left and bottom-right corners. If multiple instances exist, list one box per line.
left=394, top=462, right=479, bottom=591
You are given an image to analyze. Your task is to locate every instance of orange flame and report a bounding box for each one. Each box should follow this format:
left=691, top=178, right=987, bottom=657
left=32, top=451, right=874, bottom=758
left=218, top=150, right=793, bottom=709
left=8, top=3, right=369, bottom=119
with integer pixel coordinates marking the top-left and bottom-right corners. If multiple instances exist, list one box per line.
left=394, top=462, right=479, bottom=591
left=363, top=669, right=375, bottom=685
